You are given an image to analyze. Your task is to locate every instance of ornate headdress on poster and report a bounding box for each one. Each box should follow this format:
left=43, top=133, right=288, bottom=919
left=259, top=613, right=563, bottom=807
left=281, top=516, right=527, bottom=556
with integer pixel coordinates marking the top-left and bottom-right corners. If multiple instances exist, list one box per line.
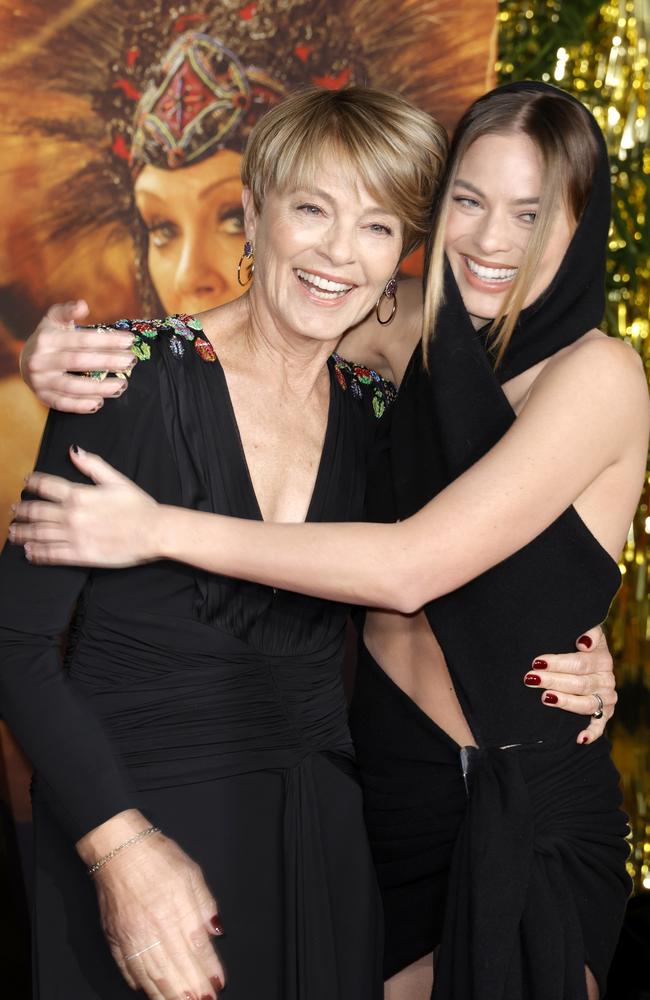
left=0, top=0, right=495, bottom=313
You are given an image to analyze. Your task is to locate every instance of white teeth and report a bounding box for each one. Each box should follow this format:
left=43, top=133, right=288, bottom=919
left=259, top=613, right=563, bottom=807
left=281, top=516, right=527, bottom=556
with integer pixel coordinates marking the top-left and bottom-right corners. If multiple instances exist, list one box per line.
left=295, top=268, right=353, bottom=295
left=466, top=257, right=517, bottom=281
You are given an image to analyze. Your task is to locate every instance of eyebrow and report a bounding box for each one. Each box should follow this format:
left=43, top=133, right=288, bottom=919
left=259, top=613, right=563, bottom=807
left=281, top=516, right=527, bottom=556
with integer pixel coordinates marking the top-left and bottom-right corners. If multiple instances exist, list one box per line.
left=454, top=178, right=540, bottom=205
left=292, top=186, right=399, bottom=216
left=135, top=175, right=242, bottom=201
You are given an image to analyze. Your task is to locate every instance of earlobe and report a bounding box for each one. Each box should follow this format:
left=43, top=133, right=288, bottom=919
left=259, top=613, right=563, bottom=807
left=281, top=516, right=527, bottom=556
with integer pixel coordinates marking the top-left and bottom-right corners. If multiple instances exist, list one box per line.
left=241, top=187, right=257, bottom=240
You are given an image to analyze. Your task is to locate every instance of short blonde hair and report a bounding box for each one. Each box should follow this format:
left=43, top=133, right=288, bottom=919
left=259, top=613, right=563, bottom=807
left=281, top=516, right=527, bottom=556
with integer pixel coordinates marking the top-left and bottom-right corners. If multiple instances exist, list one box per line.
left=423, top=87, right=599, bottom=366
left=241, top=86, right=448, bottom=259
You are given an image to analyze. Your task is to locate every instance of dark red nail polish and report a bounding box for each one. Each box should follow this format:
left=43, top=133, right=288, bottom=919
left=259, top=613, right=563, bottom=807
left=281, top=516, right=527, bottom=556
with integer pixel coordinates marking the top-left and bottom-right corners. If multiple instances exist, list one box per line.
left=210, top=975, right=224, bottom=991
left=532, top=659, right=548, bottom=670
left=578, top=634, right=593, bottom=648
left=210, top=915, right=224, bottom=936
left=580, top=735, right=589, bottom=744
left=201, top=994, right=212, bottom=1000
left=543, top=692, right=558, bottom=704
left=71, top=444, right=79, bottom=454
left=524, top=674, right=541, bottom=686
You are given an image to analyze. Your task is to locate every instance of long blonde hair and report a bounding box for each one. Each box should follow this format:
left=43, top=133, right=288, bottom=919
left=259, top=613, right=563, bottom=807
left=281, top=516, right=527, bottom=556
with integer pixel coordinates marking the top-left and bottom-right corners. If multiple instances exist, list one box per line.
left=423, top=88, right=599, bottom=366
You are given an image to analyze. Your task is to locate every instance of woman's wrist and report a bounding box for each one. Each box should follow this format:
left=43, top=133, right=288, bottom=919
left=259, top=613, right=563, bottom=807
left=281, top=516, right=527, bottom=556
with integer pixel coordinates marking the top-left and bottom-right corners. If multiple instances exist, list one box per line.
left=153, top=504, right=175, bottom=561
left=154, top=505, right=217, bottom=564
left=87, top=824, right=161, bottom=876
left=75, top=808, right=154, bottom=866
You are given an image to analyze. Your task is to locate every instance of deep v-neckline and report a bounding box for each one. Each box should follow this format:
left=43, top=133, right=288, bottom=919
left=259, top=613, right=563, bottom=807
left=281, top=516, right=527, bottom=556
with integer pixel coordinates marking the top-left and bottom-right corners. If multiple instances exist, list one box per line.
left=210, top=351, right=337, bottom=525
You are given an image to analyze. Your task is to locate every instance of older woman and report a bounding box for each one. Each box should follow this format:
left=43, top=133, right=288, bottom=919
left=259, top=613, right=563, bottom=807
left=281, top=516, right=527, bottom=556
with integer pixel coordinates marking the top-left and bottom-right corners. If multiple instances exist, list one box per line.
left=0, top=86, right=447, bottom=1000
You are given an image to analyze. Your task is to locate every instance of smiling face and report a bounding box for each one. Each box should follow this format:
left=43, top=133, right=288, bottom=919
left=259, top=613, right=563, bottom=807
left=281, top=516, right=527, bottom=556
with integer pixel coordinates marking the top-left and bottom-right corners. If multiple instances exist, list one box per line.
left=444, top=132, right=574, bottom=329
left=242, top=158, right=404, bottom=347
left=134, top=150, right=245, bottom=316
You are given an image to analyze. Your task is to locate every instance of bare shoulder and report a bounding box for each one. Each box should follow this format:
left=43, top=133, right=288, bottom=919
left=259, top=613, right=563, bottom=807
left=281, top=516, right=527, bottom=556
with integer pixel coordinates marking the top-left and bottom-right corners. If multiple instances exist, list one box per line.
left=541, top=329, right=648, bottom=402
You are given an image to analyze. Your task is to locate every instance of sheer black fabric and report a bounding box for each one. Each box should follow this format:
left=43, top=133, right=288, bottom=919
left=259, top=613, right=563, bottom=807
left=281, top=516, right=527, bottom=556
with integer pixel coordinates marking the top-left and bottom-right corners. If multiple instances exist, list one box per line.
left=351, top=82, right=631, bottom=998
left=0, top=320, right=392, bottom=999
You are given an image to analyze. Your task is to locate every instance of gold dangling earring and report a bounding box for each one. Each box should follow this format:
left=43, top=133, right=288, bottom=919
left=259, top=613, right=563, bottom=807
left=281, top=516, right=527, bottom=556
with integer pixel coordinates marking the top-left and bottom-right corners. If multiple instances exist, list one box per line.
left=375, top=276, right=398, bottom=325
left=237, top=240, right=255, bottom=286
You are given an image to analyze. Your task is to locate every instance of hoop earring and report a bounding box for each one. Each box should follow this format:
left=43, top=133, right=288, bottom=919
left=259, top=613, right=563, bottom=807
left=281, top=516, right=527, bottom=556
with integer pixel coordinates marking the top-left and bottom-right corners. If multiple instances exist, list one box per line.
left=237, top=240, right=255, bottom=286
left=376, top=277, right=397, bottom=325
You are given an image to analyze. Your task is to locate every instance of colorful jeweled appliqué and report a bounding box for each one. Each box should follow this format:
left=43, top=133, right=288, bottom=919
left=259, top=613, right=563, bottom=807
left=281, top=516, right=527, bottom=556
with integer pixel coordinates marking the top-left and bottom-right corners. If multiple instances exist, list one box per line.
left=168, top=334, right=185, bottom=358
left=331, top=353, right=397, bottom=419
left=83, top=314, right=216, bottom=378
left=194, top=337, right=217, bottom=362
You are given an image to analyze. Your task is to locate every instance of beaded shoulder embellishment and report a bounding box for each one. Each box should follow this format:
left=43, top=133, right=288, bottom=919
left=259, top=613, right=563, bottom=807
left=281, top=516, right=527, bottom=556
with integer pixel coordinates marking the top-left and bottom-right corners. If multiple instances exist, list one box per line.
left=331, top=353, right=397, bottom=419
left=85, top=314, right=216, bottom=379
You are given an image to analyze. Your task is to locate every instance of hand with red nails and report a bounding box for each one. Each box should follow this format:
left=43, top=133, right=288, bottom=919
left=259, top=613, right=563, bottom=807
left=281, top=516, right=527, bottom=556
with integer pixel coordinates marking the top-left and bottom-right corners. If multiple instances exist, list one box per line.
left=19, top=301, right=136, bottom=414
left=524, top=624, right=617, bottom=744
left=76, top=809, right=225, bottom=1000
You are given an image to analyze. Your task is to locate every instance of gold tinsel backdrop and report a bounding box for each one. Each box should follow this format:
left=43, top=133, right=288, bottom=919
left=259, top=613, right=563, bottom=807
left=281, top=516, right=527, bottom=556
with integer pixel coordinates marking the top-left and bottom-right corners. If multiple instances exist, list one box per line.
left=498, top=0, right=650, bottom=893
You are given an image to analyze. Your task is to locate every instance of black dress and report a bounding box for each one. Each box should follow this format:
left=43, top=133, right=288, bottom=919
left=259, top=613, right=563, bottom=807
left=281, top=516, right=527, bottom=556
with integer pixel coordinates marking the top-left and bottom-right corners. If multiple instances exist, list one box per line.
left=0, top=316, right=394, bottom=999
left=350, top=83, right=632, bottom=999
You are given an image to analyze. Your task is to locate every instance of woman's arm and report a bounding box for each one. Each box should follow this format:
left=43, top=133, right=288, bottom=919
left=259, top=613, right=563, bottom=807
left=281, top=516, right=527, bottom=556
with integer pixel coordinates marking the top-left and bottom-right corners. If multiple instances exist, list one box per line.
left=2, top=381, right=225, bottom=998
left=34, top=335, right=641, bottom=612
left=0, top=414, right=137, bottom=836
left=172, top=337, right=647, bottom=609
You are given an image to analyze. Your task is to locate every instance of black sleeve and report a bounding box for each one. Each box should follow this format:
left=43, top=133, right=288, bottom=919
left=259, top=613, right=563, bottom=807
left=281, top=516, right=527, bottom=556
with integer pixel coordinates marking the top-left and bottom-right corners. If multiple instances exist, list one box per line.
left=0, top=366, right=161, bottom=842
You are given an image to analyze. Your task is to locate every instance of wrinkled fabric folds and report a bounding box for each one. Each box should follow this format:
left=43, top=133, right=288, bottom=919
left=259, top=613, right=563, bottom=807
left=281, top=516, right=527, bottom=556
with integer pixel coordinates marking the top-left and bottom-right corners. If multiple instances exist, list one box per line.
left=434, top=738, right=630, bottom=1000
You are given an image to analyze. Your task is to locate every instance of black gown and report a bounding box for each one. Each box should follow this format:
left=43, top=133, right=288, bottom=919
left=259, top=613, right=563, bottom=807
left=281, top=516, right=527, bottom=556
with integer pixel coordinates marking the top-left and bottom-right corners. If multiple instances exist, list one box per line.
left=0, top=315, right=395, bottom=999
left=350, top=83, right=632, bottom=999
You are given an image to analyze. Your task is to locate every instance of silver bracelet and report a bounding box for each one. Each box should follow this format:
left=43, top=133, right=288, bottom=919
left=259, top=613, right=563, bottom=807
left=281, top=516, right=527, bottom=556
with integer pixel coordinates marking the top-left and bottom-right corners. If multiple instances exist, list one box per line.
left=87, top=825, right=161, bottom=876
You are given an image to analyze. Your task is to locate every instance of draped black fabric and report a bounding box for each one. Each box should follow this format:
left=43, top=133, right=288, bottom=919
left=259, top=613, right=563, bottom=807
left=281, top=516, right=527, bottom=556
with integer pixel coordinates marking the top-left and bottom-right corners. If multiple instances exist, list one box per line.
left=352, top=82, right=631, bottom=998
left=0, top=321, right=391, bottom=999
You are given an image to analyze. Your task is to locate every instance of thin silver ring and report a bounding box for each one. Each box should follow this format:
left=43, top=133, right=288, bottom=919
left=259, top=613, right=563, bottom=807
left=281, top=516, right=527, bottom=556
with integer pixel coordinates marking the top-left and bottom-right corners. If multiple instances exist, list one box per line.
left=591, top=692, right=604, bottom=720
left=124, top=940, right=161, bottom=961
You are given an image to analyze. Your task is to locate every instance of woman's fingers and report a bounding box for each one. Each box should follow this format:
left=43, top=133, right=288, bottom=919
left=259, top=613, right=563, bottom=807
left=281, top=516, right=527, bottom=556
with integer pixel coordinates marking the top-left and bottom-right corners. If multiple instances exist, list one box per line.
left=528, top=622, right=617, bottom=745
left=140, top=946, right=199, bottom=1000
left=28, top=347, right=135, bottom=375
left=110, top=945, right=139, bottom=991
left=123, top=927, right=219, bottom=1000
left=524, top=666, right=614, bottom=698
left=9, top=523, right=66, bottom=545
left=47, top=299, right=90, bottom=328
left=159, top=928, right=219, bottom=999
left=24, top=542, right=79, bottom=565
left=20, top=301, right=136, bottom=408
left=11, top=499, right=64, bottom=524
left=185, top=862, right=226, bottom=986
left=24, top=471, right=80, bottom=502
left=185, top=920, right=225, bottom=991
left=534, top=684, right=616, bottom=716
left=180, top=865, right=226, bottom=989
left=109, top=926, right=214, bottom=1000
left=575, top=713, right=609, bottom=744
left=28, top=373, right=130, bottom=412
left=530, top=680, right=616, bottom=744
left=67, top=447, right=134, bottom=486
left=30, top=371, right=129, bottom=396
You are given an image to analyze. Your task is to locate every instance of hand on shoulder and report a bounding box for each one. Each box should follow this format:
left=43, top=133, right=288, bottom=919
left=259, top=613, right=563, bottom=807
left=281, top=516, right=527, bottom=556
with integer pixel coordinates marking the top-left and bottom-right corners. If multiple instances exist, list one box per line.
left=20, top=301, right=137, bottom=413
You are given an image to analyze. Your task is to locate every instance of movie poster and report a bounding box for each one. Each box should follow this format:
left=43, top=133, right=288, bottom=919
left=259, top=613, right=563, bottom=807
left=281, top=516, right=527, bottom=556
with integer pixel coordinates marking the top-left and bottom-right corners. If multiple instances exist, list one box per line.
left=0, top=1, right=497, bottom=819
